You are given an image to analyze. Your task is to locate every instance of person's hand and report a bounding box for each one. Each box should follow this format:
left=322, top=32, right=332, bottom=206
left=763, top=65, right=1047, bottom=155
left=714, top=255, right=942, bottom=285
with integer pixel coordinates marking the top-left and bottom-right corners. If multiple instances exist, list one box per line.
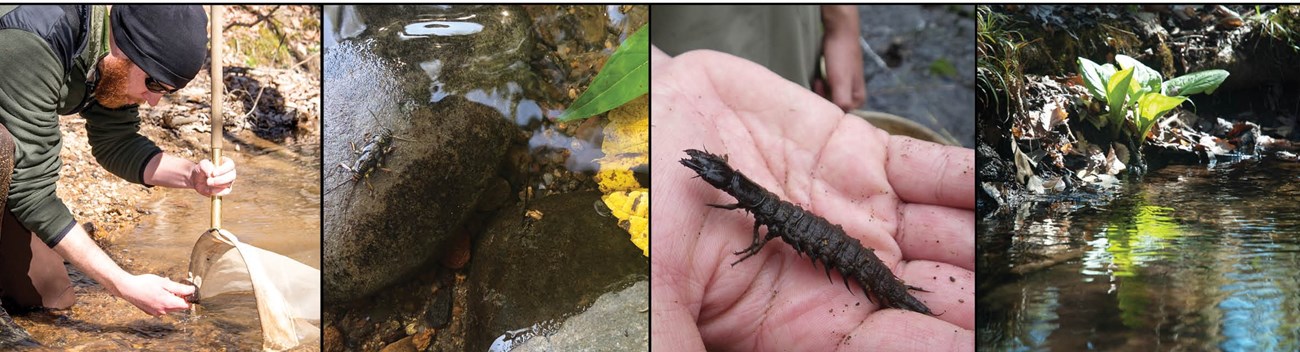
left=814, top=5, right=867, bottom=112
left=189, top=157, right=236, bottom=197
left=651, top=47, right=974, bottom=351
left=113, top=274, right=195, bottom=316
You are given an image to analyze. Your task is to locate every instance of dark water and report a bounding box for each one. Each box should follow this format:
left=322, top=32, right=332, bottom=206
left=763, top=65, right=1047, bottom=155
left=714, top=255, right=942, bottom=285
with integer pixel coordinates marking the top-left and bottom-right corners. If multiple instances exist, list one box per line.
left=979, top=158, right=1300, bottom=351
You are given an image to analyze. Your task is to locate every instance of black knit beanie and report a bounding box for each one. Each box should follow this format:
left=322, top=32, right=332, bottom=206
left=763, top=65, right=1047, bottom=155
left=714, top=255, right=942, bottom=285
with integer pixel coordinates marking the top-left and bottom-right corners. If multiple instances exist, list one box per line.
left=110, top=5, right=208, bottom=89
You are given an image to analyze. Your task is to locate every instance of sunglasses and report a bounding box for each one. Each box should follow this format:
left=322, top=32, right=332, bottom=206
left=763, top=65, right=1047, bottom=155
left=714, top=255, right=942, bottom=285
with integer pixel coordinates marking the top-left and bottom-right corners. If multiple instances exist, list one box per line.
left=145, top=76, right=179, bottom=94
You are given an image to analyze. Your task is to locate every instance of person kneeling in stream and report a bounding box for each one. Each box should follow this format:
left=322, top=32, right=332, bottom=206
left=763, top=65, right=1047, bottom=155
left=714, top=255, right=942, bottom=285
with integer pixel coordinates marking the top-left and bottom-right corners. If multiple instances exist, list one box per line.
left=0, top=5, right=236, bottom=346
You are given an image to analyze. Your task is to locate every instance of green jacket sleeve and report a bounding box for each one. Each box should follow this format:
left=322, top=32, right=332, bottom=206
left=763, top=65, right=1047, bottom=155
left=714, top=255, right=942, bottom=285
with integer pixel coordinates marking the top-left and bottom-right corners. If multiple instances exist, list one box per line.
left=0, top=30, right=78, bottom=246
left=82, top=102, right=162, bottom=186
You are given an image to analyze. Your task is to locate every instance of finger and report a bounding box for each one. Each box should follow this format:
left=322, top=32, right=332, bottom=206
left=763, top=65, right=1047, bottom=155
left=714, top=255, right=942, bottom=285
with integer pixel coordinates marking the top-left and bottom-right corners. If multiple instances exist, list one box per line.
left=897, top=203, right=974, bottom=270
left=898, top=260, right=974, bottom=330
left=854, top=81, right=868, bottom=109
left=829, top=74, right=855, bottom=112
left=165, top=281, right=196, bottom=296
left=215, top=157, right=237, bottom=174
left=208, top=169, right=237, bottom=187
left=845, top=309, right=974, bottom=352
left=159, top=294, right=191, bottom=313
left=885, top=137, right=974, bottom=209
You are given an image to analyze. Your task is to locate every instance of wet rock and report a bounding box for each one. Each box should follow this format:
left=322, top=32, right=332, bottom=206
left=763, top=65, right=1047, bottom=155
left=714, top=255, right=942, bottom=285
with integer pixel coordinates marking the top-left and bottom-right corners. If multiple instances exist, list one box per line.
left=323, top=325, right=345, bottom=352
left=426, top=280, right=454, bottom=329
left=379, top=335, right=416, bottom=352
left=412, top=328, right=434, bottom=350
left=324, top=93, right=514, bottom=303
left=324, top=5, right=524, bottom=303
left=440, top=234, right=473, bottom=270
left=476, top=177, right=513, bottom=212
left=463, top=191, right=648, bottom=351
left=0, top=306, right=40, bottom=348
left=977, top=182, right=1002, bottom=217
left=513, top=281, right=649, bottom=352
left=976, top=142, right=1010, bottom=182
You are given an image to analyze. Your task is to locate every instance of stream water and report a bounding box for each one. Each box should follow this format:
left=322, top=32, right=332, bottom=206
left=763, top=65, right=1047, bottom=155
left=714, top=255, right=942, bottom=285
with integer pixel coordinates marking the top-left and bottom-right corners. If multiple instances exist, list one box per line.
left=978, top=157, right=1300, bottom=350
left=19, top=141, right=320, bottom=350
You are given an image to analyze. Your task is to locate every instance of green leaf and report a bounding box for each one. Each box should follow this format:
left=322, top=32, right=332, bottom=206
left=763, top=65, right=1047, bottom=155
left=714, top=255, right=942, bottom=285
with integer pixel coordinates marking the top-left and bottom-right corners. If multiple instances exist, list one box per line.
left=1107, top=67, right=1135, bottom=127
left=1162, top=69, right=1230, bottom=96
left=1136, top=92, right=1187, bottom=139
left=1077, top=57, right=1109, bottom=101
left=557, top=25, right=649, bottom=122
left=1114, top=54, right=1162, bottom=94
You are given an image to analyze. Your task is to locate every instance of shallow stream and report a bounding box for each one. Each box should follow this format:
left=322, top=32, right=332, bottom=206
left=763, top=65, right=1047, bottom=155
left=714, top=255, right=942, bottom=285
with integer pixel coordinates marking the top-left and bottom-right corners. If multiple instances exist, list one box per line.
left=978, top=158, right=1300, bottom=350
left=20, top=141, right=320, bottom=350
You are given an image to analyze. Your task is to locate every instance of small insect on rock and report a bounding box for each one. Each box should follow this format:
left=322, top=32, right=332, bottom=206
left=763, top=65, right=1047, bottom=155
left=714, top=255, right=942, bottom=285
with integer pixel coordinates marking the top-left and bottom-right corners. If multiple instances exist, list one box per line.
left=679, top=149, right=935, bottom=315
left=338, top=129, right=397, bottom=191
left=335, top=110, right=414, bottom=193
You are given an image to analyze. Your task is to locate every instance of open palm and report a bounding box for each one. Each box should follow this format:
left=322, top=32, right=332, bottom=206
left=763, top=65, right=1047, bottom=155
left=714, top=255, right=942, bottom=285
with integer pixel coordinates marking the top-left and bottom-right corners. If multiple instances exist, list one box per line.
left=650, top=48, right=974, bottom=351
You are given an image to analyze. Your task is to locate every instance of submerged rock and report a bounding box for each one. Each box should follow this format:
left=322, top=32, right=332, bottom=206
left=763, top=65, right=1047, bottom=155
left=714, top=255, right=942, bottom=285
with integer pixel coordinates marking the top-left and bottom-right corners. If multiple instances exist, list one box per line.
left=323, top=94, right=514, bottom=303
left=462, top=191, right=648, bottom=352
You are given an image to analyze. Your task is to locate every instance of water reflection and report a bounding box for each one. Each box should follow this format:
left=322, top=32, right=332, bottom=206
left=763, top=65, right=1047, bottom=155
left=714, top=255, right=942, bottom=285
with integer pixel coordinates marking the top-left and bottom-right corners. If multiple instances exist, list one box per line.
left=979, top=158, right=1300, bottom=350
left=400, top=20, right=484, bottom=39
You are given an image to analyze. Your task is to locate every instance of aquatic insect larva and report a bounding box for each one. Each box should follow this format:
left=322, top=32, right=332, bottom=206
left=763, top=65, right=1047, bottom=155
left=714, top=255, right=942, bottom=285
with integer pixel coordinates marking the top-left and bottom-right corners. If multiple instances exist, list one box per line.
left=337, top=129, right=396, bottom=191
left=334, top=110, right=412, bottom=192
left=679, top=149, right=934, bottom=315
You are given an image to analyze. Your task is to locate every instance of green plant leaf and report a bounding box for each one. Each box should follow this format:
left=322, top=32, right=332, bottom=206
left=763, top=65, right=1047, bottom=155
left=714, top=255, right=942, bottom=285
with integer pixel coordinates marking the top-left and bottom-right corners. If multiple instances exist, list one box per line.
left=1077, top=57, right=1109, bottom=101
left=1107, top=67, right=1135, bottom=127
left=1162, top=69, right=1230, bottom=96
left=557, top=25, right=649, bottom=122
left=1136, top=92, right=1187, bottom=139
left=1115, top=54, right=1163, bottom=94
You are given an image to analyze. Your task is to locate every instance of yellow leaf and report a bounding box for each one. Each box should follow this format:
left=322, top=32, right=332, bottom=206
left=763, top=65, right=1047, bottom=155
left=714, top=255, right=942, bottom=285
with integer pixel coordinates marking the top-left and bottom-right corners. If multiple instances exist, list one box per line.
left=594, top=95, right=649, bottom=257
left=603, top=190, right=648, bottom=256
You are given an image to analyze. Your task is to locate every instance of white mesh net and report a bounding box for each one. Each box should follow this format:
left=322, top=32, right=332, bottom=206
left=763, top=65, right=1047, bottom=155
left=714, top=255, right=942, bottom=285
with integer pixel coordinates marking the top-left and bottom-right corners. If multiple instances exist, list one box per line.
left=188, top=229, right=320, bottom=350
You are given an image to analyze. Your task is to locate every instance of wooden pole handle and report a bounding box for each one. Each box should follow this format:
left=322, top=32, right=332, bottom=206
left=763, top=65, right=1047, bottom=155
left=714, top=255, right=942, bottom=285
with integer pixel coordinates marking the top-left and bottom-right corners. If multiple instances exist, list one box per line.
left=210, top=5, right=223, bottom=230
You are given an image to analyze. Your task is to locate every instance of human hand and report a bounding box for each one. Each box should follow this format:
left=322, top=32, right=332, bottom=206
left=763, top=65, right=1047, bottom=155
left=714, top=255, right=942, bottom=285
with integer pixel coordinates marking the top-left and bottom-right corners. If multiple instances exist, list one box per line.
left=651, top=47, right=974, bottom=351
left=190, top=157, right=236, bottom=197
left=114, top=274, right=195, bottom=316
left=814, top=5, right=867, bottom=112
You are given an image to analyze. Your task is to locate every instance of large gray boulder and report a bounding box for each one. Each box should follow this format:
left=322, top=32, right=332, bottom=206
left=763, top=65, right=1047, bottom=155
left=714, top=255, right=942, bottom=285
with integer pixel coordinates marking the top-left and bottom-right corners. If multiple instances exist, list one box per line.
left=323, top=5, right=531, bottom=303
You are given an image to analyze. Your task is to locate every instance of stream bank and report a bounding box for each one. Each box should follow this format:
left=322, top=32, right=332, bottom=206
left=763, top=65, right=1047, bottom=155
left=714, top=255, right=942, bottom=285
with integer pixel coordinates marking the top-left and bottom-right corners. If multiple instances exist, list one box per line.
left=978, top=5, right=1300, bottom=350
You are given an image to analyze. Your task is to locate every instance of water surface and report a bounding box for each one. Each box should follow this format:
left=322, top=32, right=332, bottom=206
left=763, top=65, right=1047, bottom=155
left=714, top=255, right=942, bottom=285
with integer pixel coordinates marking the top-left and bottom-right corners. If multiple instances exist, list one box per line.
left=979, top=158, right=1300, bottom=351
left=21, top=142, right=320, bottom=350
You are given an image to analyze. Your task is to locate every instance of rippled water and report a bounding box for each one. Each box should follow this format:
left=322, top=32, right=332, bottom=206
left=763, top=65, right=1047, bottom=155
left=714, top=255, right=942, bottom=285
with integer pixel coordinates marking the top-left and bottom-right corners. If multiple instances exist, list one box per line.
left=978, top=157, right=1300, bottom=351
